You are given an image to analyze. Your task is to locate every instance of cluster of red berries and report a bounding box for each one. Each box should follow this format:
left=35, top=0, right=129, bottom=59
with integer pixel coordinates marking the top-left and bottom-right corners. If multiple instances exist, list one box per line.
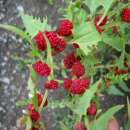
left=27, top=93, right=48, bottom=130
left=114, top=60, right=129, bottom=76
left=63, top=51, right=90, bottom=95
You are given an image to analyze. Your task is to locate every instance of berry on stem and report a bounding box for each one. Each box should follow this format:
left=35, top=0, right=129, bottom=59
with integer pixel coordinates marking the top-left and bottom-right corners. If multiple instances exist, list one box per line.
left=45, top=80, right=58, bottom=90
left=71, top=61, right=85, bottom=77
left=121, top=8, right=130, bottom=23
left=57, top=19, right=73, bottom=36
left=87, top=102, right=97, bottom=116
left=64, top=52, right=79, bottom=69
left=33, top=60, right=51, bottom=77
left=73, top=122, right=86, bottom=130
left=34, top=31, right=47, bottom=51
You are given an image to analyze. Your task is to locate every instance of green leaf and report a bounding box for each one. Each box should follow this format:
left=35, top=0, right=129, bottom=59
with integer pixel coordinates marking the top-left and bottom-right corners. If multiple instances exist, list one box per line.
left=84, top=0, right=115, bottom=18
left=119, top=81, right=130, bottom=93
left=74, top=80, right=100, bottom=116
left=125, top=98, right=130, bottom=130
left=27, top=76, right=35, bottom=94
left=32, top=88, right=38, bottom=111
left=26, top=116, right=32, bottom=130
left=48, top=0, right=54, bottom=5
left=102, top=34, right=124, bottom=51
left=90, top=105, right=124, bottom=130
left=0, top=24, right=32, bottom=43
left=72, top=22, right=101, bottom=56
left=16, top=99, right=31, bottom=107
left=21, top=13, right=51, bottom=38
left=107, top=85, right=124, bottom=96
left=60, top=122, right=69, bottom=130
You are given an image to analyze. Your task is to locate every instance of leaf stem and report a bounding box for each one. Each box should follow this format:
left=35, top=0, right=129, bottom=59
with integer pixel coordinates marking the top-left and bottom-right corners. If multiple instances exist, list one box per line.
left=39, top=89, right=48, bottom=112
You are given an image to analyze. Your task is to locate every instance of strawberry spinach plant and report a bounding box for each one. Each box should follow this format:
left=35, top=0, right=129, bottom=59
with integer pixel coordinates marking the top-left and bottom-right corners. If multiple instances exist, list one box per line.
left=0, top=0, right=130, bottom=130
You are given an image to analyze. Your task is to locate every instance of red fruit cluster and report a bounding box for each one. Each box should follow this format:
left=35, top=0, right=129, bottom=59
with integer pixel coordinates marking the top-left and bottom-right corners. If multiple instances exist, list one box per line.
left=57, top=19, right=73, bottom=36
left=121, top=8, right=130, bottom=23
left=64, top=52, right=79, bottom=69
left=31, top=127, right=39, bottom=130
left=33, top=60, right=51, bottom=77
left=64, top=78, right=89, bottom=95
left=72, top=62, right=85, bottom=77
left=45, top=80, right=58, bottom=90
left=87, top=102, right=97, bottom=116
left=27, top=104, right=40, bottom=122
left=114, top=67, right=128, bottom=76
left=73, top=122, right=86, bottom=130
left=34, top=31, right=46, bottom=51
left=94, top=15, right=108, bottom=33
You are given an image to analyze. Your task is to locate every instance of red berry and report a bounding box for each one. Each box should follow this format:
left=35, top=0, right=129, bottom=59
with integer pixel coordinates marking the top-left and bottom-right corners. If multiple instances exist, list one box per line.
left=27, top=104, right=35, bottom=112
left=73, top=43, right=80, bottom=49
left=30, top=110, right=40, bottom=122
left=45, top=80, right=58, bottom=90
left=45, top=31, right=59, bottom=48
left=64, top=52, right=79, bottom=69
left=33, top=60, right=51, bottom=77
left=36, top=93, right=48, bottom=107
left=63, top=78, right=72, bottom=91
left=31, top=127, right=39, bottom=130
left=70, top=79, right=89, bottom=95
left=57, top=19, right=73, bottom=36
left=121, top=8, right=130, bottom=23
left=54, top=38, right=66, bottom=53
left=87, top=102, right=97, bottom=116
left=34, top=31, right=46, bottom=51
left=73, top=122, right=86, bottom=130
left=94, top=16, right=108, bottom=33
left=72, top=62, right=85, bottom=77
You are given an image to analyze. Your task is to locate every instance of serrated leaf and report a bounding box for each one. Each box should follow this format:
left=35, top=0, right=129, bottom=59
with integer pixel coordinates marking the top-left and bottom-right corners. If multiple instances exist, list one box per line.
left=102, top=34, right=124, bottom=51
left=21, top=13, right=51, bottom=38
left=74, top=80, right=100, bottom=116
left=90, top=105, right=124, bottom=130
left=107, top=85, right=124, bottom=96
left=84, top=0, right=115, bottom=18
left=72, top=22, right=101, bottom=56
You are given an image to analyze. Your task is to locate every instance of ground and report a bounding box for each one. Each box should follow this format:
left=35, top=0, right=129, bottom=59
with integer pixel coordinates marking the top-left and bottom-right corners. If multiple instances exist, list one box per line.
left=0, top=0, right=129, bottom=130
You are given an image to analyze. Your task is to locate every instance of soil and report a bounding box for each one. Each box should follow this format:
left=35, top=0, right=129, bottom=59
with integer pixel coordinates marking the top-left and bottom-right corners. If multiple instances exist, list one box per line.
left=0, top=0, right=129, bottom=130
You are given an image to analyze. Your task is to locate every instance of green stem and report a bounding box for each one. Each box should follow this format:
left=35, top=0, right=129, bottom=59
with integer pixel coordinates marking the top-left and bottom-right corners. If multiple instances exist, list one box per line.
left=0, top=24, right=32, bottom=44
left=39, top=89, right=48, bottom=112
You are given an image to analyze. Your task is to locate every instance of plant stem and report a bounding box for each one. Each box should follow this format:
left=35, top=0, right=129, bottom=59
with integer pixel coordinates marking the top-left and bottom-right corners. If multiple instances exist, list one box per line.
left=39, top=89, right=48, bottom=112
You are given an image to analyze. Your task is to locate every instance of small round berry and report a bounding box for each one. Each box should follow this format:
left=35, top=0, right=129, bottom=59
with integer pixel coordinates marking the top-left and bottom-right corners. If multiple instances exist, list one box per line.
left=70, top=78, right=89, bottom=95
left=45, top=80, right=58, bottom=90
left=73, top=43, right=80, bottom=49
left=87, top=102, right=97, bottom=116
left=121, top=8, right=130, bottom=23
left=57, top=19, right=73, bottom=36
left=63, top=78, right=72, bottom=91
left=54, top=38, right=66, bottom=53
left=64, top=52, right=79, bottom=69
left=34, top=31, right=46, bottom=51
left=33, top=60, right=51, bottom=77
left=71, top=62, right=85, bottom=77
left=30, top=110, right=40, bottom=122
left=27, top=104, right=34, bottom=112
left=31, top=127, right=39, bottom=130
left=73, top=122, right=86, bottom=130
left=45, top=31, right=59, bottom=48
left=94, top=16, right=108, bottom=33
